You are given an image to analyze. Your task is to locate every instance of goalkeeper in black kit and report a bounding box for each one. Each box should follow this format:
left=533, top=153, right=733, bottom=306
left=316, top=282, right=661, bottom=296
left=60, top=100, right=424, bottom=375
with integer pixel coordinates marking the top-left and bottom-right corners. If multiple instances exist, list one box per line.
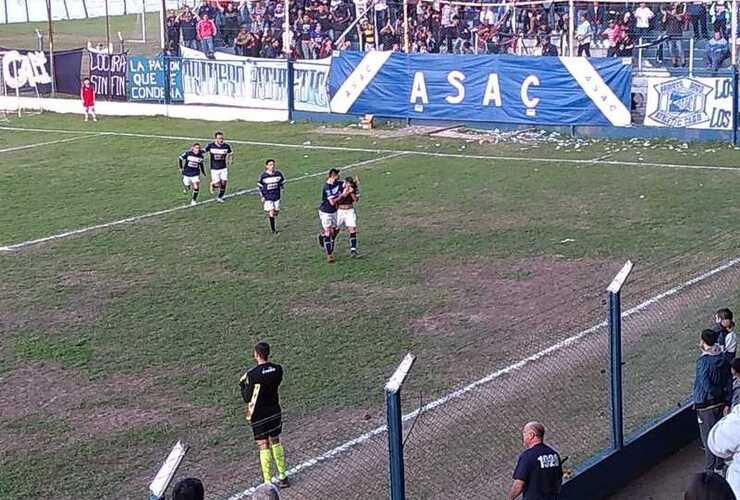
left=240, top=341, right=289, bottom=488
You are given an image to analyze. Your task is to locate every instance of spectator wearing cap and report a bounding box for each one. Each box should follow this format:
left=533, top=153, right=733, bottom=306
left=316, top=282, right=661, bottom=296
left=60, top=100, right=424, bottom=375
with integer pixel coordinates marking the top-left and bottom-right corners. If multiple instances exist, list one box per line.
left=172, top=477, right=204, bottom=500
left=683, top=471, right=736, bottom=500
left=694, top=328, right=733, bottom=474
left=708, top=406, right=740, bottom=499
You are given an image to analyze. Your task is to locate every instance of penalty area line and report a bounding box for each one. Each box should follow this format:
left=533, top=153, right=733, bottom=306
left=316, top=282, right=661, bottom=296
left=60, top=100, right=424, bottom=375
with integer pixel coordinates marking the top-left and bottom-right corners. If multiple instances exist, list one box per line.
left=227, top=254, right=740, bottom=499
left=0, top=152, right=407, bottom=253
left=0, top=133, right=102, bottom=154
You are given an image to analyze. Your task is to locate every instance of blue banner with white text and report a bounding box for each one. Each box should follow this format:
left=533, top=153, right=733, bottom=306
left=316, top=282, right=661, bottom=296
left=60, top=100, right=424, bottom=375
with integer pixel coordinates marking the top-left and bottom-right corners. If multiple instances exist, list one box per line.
left=127, top=55, right=183, bottom=102
left=328, top=52, right=633, bottom=126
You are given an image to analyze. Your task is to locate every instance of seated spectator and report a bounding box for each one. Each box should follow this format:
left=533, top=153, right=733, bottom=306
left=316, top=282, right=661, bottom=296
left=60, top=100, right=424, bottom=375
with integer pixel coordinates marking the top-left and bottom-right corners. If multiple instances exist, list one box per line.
left=172, top=477, right=204, bottom=500
left=694, top=329, right=733, bottom=474
left=253, top=482, right=280, bottom=500
left=234, top=25, right=251, bottom=56
left=540, top=36, right=558, bottom=56
left=684, top=472, right=736, bottom=500
left=706, top=32, right=730, bottom=72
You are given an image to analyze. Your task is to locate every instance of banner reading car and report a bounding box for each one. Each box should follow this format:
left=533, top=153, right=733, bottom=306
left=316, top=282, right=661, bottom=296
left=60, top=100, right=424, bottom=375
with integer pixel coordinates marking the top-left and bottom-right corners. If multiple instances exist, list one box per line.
left=644, top=76, right=733, bottom=130
left=1, top=47, right=83, bottom=95
left=328, top=52, right=632, bottom=126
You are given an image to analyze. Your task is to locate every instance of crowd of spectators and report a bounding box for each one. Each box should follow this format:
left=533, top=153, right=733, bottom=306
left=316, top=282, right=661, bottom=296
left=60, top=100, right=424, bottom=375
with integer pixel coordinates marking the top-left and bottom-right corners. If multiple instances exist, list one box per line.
left=163, top=0, right=735, bottom=69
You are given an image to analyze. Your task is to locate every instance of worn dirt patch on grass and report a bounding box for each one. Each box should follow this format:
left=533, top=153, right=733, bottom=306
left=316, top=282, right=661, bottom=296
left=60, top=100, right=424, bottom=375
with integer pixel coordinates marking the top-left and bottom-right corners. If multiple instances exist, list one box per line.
left=0, top=269, right=148, bottom=335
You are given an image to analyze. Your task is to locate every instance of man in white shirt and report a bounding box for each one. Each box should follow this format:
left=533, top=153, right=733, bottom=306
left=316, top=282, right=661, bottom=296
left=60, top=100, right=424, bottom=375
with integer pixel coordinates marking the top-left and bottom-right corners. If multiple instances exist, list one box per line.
left=576, top=13, right=593, bottom=56
left=708, top=404, right=740, bottom=498
left=633, top=2, right=655, bottom=42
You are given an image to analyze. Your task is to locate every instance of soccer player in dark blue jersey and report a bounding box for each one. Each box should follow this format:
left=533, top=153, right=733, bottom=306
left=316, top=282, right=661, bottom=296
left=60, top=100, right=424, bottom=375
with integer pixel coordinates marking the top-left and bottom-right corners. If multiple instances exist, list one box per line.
left=318, top=168, right=346, bottom=263
left=178, top=143, right=206, bottom=206
left=257, top=159, right=285, bottom=234
left=204, top=131, right=233, bottom=203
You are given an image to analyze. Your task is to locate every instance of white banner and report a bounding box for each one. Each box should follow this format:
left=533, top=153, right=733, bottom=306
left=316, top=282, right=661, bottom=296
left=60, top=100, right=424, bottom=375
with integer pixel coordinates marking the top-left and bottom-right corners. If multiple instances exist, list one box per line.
left=644, top=76, right=733, bottom=130
left=179, top=48, right=329, bottom=112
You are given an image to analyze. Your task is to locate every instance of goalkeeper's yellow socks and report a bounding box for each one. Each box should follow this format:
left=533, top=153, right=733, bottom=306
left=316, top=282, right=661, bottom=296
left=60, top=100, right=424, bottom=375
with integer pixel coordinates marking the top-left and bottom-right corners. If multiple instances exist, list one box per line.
left=259, top=449, right=273, bottom=483
left=271, top=443, right=287, bottom=480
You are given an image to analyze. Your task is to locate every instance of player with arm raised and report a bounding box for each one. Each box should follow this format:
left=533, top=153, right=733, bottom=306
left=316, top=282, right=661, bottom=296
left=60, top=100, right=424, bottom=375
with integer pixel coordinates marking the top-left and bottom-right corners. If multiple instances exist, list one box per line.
left=178, top=143, right=205, bottom=206
left=239, top=342, right=289, bottom=489
left=204, top=131, right=233, bottom=203
left=335, top=176, right=359, bottom=257
left=317, top=168, right=343, bottom=263
left=257, top=159, right=285, bottom=234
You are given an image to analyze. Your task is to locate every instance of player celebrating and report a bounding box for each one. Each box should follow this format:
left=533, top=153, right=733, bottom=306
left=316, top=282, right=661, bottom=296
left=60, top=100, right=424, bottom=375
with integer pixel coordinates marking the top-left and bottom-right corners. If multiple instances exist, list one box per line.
left=335, top=176, right=359, bottom=257
left=178, top=143, right=205, bottom=206
left=257, top=159, right=285, bottom=234
left=239, top=342, right=289, bottom=489
left=80, top=77, right=97, bottom=122
left=318, top=168, right=343, bottom=263
left=204, top=131, right=233, bottom=203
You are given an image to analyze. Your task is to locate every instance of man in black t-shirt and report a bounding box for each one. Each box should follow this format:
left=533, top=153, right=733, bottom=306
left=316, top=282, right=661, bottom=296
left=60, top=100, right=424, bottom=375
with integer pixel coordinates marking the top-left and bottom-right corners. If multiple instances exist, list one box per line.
left=204, top=131, right=233, bottom=203
left=508, top=422, right=563, bottom=500
left=240, top=342, right=289, bottom=489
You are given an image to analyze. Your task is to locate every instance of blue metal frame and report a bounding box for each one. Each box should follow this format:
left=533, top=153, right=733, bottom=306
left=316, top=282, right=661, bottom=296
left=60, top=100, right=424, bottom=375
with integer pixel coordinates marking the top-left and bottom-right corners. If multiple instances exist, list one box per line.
left=608, top=290, right=624, bottom=451
left=386, top=389, right=406, bottom=500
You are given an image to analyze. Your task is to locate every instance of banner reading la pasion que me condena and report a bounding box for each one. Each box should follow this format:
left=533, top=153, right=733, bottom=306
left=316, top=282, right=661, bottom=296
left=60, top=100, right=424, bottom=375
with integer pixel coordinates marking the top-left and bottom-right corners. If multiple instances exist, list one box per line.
left=328, top=51, right=633, bottom=126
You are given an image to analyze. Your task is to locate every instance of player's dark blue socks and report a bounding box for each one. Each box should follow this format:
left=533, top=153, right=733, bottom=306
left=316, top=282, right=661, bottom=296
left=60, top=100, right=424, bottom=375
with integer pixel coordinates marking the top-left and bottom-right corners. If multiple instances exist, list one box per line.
left=218, top=185, right=226, bottom=199
left=350, top=232, right=357, bottom=251
left=324, top=235, right=334, bottom=255
left=318, top=233, right=325, bottom=248
left=192, top=188, right=199, bottom=201
left=269, top=216, right=276, bottom=233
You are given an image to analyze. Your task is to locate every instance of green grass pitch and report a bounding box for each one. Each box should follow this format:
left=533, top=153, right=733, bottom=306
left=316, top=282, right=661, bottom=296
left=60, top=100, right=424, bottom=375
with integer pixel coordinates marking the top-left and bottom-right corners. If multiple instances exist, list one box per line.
left=1, top=113, right=740, bottom=499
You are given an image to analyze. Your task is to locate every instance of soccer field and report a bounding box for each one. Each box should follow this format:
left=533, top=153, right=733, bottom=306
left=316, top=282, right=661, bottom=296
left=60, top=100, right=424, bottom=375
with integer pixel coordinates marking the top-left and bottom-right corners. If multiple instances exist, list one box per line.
left=2, top=114, right=740, bottom=499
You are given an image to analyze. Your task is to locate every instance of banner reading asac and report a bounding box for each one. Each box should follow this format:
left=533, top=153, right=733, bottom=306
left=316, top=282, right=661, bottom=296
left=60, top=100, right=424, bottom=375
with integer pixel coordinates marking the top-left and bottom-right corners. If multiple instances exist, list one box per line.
left=328, top=52, right=632, bottom=126
left=643, top=76, right=733, bottom=130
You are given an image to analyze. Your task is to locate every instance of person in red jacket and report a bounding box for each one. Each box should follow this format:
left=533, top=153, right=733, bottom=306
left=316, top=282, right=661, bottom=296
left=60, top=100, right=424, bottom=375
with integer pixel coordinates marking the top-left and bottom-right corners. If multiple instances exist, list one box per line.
left=197, top=13, right=217, bottom=57
left=80, top=77, right=97, bottom=122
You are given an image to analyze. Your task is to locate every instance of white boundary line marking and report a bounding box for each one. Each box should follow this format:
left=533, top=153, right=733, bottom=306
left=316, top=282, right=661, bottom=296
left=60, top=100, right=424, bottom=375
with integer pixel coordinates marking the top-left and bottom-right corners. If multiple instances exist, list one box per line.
left=228, top=255, right=740, bottom=499
left=0, top=152, right=407, bottom=252
left=0, top=133, right=101, bottom=154
left=1, top=125, right=739, bottom=172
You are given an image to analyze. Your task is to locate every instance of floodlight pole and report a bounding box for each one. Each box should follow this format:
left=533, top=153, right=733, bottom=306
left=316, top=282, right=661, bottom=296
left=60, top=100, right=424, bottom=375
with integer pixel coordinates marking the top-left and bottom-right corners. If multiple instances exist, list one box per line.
left=160, top=0, right=167, bottom=50
left=105, top=0, right=112, bottom=52
left=568, top=0, right=575, bottom=57
left=403, top=0, right=409, bottom=52
left=607, top=260, right=633, bottom=451
left=46, top=0, right=56, bottom=96
left=732, top=0, right=738, bottom=65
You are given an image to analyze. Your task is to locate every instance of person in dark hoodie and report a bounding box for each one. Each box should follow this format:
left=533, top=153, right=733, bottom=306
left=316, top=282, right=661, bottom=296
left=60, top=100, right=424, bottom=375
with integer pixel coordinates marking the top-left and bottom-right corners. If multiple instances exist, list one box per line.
left=694, top=328, right=733, bottom=474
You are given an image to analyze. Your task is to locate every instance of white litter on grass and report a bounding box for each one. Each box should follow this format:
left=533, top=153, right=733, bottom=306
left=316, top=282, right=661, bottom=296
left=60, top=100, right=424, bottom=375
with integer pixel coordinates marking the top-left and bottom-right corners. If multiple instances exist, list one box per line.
left=560, top=238, right=576, bottom=243
left=640, top=195, right=645, bottom=199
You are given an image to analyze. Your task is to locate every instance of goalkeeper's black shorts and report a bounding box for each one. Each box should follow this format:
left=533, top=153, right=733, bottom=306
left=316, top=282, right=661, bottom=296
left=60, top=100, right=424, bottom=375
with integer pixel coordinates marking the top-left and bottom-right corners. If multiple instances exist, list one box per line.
left=251, top=411, right=282, bottom=440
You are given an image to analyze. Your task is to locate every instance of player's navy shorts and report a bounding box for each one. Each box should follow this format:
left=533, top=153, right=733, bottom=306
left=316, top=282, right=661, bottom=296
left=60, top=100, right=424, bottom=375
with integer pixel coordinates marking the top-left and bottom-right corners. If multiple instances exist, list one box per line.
left=251, top=411, right=282, bottom=440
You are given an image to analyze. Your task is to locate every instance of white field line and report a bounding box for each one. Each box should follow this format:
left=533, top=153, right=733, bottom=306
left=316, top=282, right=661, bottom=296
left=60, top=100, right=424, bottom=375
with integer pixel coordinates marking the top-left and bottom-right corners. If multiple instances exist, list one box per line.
left=591, top=152, right=614, bottom=162
left=228, top=255, right=740, bottom=499
left=0, top=133, right=101, bottom=153
left=0, top=152, right=407, bottom=252
left=1, top=126, right=739, bottom=173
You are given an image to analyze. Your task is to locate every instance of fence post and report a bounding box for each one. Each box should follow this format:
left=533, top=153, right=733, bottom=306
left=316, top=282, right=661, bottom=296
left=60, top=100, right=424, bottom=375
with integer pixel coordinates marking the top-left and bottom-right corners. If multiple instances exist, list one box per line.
left=385, top=353, right=416, bottom=500
left=733, top=67, right=738, bottom=146
left=607, top=261, right=633, bottom=451
left=286, top=58, right=295, bottom=122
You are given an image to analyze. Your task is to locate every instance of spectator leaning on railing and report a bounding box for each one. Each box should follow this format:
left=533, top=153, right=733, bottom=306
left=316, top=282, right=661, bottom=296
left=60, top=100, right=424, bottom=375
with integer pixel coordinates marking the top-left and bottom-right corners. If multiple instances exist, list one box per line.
left=694, top=329, right=733, bottom=475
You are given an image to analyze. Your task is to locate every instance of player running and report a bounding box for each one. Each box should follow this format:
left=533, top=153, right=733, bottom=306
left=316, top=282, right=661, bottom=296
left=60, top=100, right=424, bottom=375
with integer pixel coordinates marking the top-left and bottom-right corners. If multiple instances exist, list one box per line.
left=317, top=168, right=343, bottom=263
left=257, top=159, right=285, bottom=234
left=178, top=143, right=206, bottom=206
left=204, top=131, right=233, bottom=203
left=239, top=342, right=289, bottom=489
left=335, top=176, right=359, bottom=257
